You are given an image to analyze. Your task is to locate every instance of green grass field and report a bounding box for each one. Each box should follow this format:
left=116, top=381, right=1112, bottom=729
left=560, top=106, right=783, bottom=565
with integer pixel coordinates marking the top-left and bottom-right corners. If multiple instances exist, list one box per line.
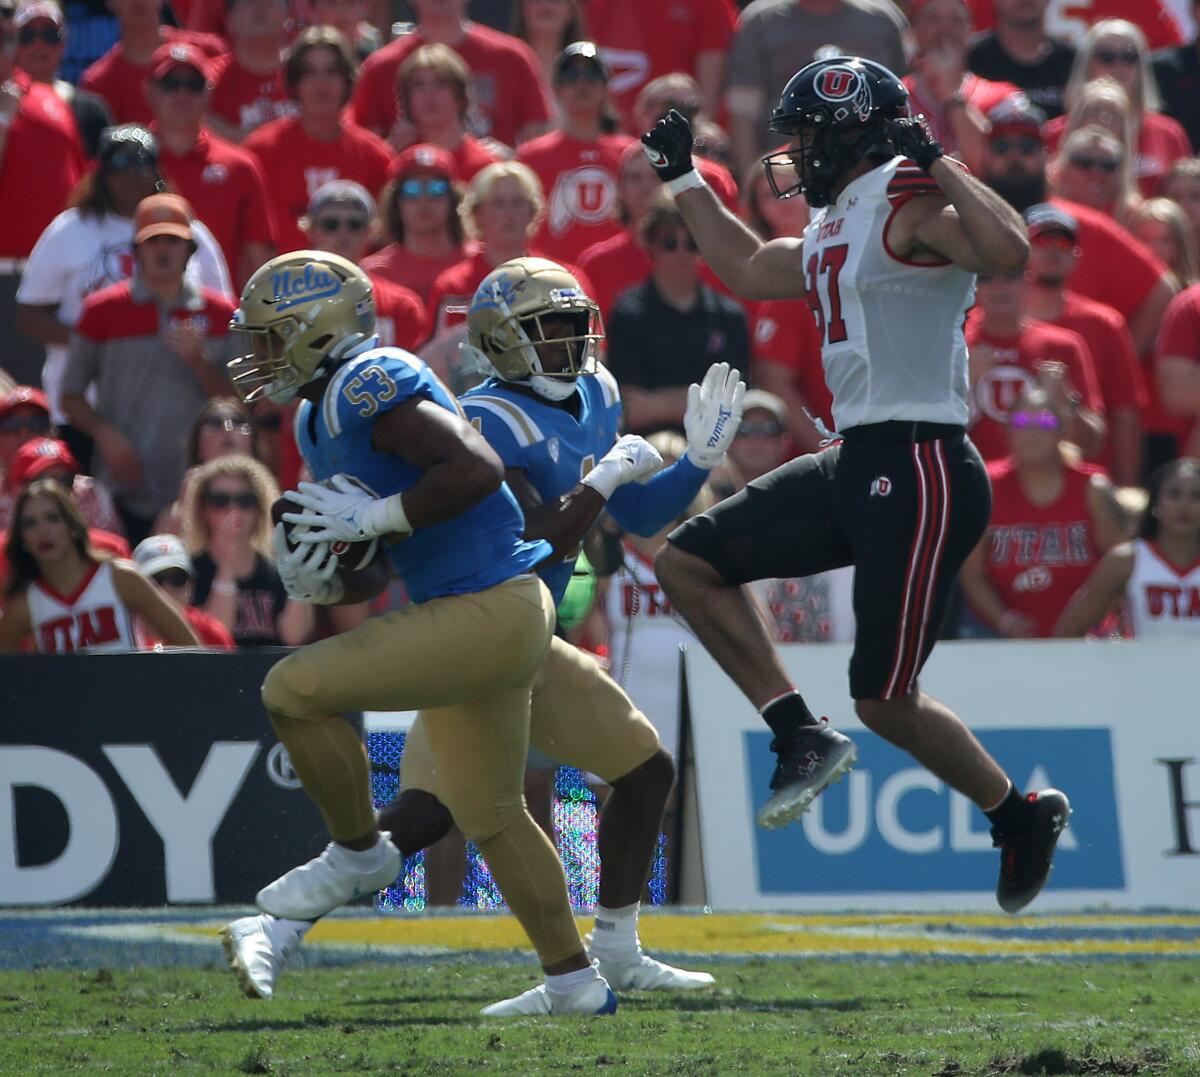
left=1, top=958, right=1198, bottom=1076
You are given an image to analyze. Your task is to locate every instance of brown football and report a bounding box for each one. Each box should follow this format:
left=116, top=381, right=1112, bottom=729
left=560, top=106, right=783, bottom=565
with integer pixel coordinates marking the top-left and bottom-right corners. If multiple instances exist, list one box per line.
left=272, top=494, right=392, bottom=604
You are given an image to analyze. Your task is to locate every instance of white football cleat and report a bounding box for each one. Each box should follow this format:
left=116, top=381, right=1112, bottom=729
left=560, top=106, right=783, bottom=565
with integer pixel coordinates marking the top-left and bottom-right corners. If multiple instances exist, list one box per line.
left=220, top=915, right=302, bottom=1000
left=256, top=832, right=401, bottom=920
left=480, top=974, right=618, bottom=1017
left=589, top=945, right=715, bottom=991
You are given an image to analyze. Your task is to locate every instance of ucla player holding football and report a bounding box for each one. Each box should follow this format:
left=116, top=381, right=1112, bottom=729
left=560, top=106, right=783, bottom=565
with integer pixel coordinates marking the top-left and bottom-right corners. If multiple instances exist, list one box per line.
left=219, top=250, right=629, bottom=1017
left=641, top=56, right=1071, bottom=911
left=225, top=256, right=746, bottom=1012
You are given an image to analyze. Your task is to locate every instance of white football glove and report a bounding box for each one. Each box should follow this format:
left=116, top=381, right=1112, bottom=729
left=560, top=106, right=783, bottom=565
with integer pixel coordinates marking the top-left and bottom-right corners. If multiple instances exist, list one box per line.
left=684, top=361, right=747, bottom=469
left=283, top=474, right=411, bottom=545
left=581, top=434, right=665, bottom=500
left=273, top=522, right=344, bottom=604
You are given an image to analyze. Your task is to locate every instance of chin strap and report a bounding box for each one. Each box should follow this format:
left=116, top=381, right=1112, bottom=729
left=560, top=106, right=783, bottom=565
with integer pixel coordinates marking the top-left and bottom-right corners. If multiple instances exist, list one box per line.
left=529, top=375, right=579, bottom=401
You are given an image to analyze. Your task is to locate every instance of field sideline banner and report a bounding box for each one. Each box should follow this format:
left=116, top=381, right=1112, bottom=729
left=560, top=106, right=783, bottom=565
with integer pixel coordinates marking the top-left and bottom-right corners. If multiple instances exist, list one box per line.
left=686, top=640, right=1199, bottom=911
left=1, top=652, right=333, bottom=906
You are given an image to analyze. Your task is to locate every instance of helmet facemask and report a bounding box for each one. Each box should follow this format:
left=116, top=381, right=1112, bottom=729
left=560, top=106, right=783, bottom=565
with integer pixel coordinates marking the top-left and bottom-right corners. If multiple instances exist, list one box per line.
left=228, top=317, right=308, bottom=404
left=764, top=114, right=893, bottom=209
left=476, top=281, right=604, bottom=401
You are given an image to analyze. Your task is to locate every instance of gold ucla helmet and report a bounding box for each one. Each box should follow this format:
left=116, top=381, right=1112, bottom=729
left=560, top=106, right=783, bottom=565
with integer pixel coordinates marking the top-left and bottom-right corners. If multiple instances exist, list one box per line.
left=462, top=257, right=603, bottom=401
left=228, top=251, right=376, bottom=403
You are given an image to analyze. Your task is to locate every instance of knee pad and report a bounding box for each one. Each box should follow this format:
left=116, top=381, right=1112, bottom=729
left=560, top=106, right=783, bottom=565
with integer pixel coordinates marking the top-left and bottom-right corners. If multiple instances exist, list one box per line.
left=443, top=790, right=526, bottom=847
left=612, top=746, right=676, bottom=801
left=377, top=790, right=454, bottom=859
left=261, top=652, right=322, bottom=721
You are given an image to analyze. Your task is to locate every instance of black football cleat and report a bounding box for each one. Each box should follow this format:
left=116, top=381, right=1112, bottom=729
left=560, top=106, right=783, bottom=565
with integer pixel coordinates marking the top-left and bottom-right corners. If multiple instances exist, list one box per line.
left=992, top=789, right=1072, bottom=913
left=756, top=718, right=857, bottom=830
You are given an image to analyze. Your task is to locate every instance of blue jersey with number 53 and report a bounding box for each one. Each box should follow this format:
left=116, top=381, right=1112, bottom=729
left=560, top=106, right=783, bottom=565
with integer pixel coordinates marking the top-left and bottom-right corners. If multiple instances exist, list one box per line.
left=294, top=343, right=551, bottom=603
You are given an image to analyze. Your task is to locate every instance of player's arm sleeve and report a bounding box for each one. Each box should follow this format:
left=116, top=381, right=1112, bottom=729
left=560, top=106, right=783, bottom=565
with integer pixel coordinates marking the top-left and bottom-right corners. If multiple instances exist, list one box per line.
left=606, top=456, right=709, bottom=537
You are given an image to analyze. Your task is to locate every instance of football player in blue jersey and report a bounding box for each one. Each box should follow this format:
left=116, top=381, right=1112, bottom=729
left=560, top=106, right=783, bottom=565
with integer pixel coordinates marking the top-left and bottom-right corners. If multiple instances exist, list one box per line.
left=224, top=257, right=747, bottom=1014
left=218, top=250, right=623, bottom=1017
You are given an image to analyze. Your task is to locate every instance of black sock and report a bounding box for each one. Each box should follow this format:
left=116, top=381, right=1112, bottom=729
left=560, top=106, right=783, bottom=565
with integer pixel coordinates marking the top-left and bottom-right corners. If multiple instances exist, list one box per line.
left=984, top=784, right=1032, bottom=834
left=760, top=691, right=820, bottom=739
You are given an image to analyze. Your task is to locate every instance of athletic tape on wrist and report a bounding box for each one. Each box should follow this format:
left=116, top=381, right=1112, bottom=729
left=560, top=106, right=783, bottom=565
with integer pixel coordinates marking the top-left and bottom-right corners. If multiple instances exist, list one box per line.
left=666, top=170, right=706, bottom=196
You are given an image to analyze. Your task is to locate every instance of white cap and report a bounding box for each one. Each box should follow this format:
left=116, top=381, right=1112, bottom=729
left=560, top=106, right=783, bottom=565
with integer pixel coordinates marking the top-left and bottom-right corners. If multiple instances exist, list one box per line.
left=133, top=533, right=193, bottom=578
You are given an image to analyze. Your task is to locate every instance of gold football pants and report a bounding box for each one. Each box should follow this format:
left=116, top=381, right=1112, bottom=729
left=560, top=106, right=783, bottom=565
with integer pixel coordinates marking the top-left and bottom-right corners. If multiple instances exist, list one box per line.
left=401, top=634, right=662, bottom=797
left=261, top=574, right=586, bottom=964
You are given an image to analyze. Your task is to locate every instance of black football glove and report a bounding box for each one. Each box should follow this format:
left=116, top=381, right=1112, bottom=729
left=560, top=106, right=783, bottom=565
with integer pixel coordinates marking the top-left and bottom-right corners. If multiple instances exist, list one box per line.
left=887, top=116, right=945, bottom=173
left=641, top=108, right=696, bottom=183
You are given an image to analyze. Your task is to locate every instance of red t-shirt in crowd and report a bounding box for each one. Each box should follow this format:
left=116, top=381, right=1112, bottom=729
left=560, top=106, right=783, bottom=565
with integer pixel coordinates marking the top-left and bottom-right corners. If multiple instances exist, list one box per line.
left=208, top=56, right=297, bottom=136
left=361, top=242, right=469, bottom=307
left=965, top=0, right=1185, bottom=49
left=143, top=604, right=235, bottom=649
left=965, top=313, right=1104, bottom=461
left=80, top=28, right=228, bottom=125
left=751, top=300, right=833, bottom=428
left=1048, top=289, right=1150, bottom=464
left=585, top=0, right=737, bottom=125
left=576, top=228, right=745, bottom=318
left=1043, top=111, right=1191, bottom=197
left=1048, top=197, right=1166, bottom=326
left=369, top=273, right=427, bottom=350
left=450, top=134, right=503, bottom=181
left=352, top=24, right=552, bottom=146
left=1154, top=283, right=1200, bottom=440
left=517, top=131, right=634, bottom=264
left=0, top=74, right=85, bottom=258
left=427, top=250, right=594, bottom=337
left=155, top=126, right=276, bottom=285
left=696, top=156, right=741, bottom=211
left=980, top=456, right=1101, bottom=638
left=242, top=116, right=393, bottom=253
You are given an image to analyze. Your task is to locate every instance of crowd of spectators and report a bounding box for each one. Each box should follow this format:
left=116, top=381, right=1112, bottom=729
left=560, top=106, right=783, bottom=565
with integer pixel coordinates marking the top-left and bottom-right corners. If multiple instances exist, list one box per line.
left=2, top=0, right=1200, bottom=657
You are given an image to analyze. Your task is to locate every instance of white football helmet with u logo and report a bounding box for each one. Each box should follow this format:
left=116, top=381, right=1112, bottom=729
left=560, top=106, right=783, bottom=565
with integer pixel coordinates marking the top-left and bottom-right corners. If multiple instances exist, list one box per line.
left=228, top=251, right=376, bottom=404
left=462, top=257, right=604, bottom=401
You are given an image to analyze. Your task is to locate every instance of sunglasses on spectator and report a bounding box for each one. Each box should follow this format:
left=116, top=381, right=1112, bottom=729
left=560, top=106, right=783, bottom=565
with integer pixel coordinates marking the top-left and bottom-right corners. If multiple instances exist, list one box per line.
left=0, top=414, right=51, bottom=434
left=1009, top=410, right=1060, bottom=431
left=18, top=25, right=62, bottom=45
left=202, top=415, right=253, bottom=436
left=1031, top=232, right=1076, bottom=251
left=990, top=136, right=1041, bottom=155
left=1068, top=154, right=1119, bottom=173
left=158, top=72, right=206, bottom=94
left=652, top=231, right=698, bottom=252
left=204, top=490, right=259, bottom=510
left=153, top=568, right=191, bottom=589
left=1094, top=47, right=1139, bottom=65
left=556, top=65, right=606, bottom=85
left=399, top=178, right=450, bottom=200
left=315, top=216, right=367, bottom=234
left=737, top=420, right=784, bottom=438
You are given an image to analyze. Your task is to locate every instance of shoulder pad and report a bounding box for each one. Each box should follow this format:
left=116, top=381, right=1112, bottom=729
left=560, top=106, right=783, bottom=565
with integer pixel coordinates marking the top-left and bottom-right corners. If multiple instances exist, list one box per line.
left=322, top=349, right=425, bottom=437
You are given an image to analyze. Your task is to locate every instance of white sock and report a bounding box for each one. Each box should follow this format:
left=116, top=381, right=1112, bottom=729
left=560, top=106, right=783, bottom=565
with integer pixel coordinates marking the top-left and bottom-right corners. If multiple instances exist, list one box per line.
left=333, top=837, right=389, bottom=870
left=546, top=964, right=602, bottom=995
left=276, top=917, right=313, bottom=940
left=591, top=902, right=640, bottom=953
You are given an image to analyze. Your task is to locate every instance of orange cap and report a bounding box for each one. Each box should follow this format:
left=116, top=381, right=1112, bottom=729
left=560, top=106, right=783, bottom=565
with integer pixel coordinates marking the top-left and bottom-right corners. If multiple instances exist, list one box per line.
left=133, top=193, right=194, bottom=245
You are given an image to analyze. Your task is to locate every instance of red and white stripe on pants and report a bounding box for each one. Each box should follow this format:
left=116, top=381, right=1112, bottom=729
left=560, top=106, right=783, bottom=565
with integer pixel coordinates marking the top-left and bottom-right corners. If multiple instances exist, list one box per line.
left=884, top=439, right=952, bottom=699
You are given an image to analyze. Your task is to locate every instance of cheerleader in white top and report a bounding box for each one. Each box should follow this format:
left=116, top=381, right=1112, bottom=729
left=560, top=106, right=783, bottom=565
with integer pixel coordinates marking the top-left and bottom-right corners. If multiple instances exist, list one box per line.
left=1056, top=458, right=1200, bottom=639
left=0, top=480, right=198, bottom=653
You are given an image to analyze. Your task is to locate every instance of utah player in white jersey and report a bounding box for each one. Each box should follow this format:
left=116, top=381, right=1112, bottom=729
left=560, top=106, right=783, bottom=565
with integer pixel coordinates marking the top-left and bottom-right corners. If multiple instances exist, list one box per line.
left=641, top=55, right=1071, bottom=912
left=0, top=479, right=198, bottom=652
left=1056, top=458, right=1200, bottom=639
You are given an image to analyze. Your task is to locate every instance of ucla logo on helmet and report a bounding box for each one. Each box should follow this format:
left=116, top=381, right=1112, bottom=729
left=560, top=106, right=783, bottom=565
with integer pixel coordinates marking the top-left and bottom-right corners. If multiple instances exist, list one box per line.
left=271, top=264, right=342, bottom=312
left=814, top=65, right=873, bottom=122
